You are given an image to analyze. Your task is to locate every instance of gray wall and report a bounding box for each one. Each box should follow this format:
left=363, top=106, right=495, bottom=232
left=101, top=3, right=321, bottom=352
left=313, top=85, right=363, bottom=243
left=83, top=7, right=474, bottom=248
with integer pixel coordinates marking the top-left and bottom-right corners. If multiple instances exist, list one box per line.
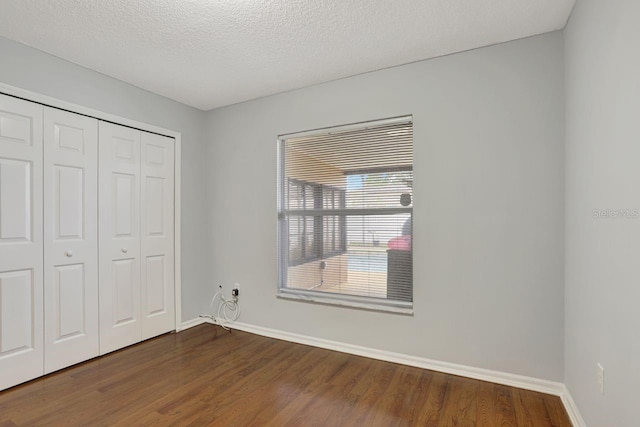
left=0, top=36, right=210, bottom=322
left=565, top=0, right=640, bottom=425
left=207, top=32, right=565, bottom=381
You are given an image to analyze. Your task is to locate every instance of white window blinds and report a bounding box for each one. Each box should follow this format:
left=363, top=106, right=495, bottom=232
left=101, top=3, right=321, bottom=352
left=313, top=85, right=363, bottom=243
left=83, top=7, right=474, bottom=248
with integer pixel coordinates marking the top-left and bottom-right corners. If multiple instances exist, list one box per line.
left=278, top=116, right=413, bottom=308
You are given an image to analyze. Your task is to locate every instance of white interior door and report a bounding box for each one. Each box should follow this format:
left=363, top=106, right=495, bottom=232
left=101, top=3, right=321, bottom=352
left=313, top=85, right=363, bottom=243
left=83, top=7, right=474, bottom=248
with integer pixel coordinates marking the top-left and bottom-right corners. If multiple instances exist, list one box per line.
left=99, top=122, right=141, bottom=355
left=43, top=107, right=98, bottom=373
left=0, top=94, right=44, bottom=390
left=141, top=132, right=175, bottom=339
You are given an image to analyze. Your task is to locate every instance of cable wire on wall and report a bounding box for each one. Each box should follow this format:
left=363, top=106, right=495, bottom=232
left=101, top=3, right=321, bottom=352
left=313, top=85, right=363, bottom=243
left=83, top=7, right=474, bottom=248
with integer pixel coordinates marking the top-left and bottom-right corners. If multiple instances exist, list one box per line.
left=200, top=285, right=240, bottom=330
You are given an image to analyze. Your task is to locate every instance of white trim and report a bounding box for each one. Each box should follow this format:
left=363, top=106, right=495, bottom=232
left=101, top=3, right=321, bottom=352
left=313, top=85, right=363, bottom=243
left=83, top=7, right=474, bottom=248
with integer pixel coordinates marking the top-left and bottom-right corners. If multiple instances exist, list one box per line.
left=0, top=83, right=180, bottom=138
left=277, top=291, right=413, bottom=315
left=0, top=82, right=183, bottom=335
left=174, top=135, right=182, bottom=330
left=187, top=318, right=583, bottom=426
left=560, top=386, right=587, bottom=427
left=180, top=317, right=208, bottom=331
left=278, top=114, right=412, bottom=139
left=227, top=321, right=565, bottom=395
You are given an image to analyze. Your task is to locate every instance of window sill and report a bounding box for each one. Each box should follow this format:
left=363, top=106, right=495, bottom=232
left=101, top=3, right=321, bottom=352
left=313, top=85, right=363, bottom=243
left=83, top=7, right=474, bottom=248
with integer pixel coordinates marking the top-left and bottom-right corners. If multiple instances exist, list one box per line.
left=277, top=289, right=414, bottom=315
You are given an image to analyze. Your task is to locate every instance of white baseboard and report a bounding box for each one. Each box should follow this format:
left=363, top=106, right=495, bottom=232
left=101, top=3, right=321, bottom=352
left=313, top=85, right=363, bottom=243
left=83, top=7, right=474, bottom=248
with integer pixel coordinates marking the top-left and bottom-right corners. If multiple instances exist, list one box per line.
left=228, top=321, right=565, bottom=394
left=179, top=317, right=208, bottom=331
left=560, top=386, right=587, bottom=427
left=184, top=317, right=584, bottom=426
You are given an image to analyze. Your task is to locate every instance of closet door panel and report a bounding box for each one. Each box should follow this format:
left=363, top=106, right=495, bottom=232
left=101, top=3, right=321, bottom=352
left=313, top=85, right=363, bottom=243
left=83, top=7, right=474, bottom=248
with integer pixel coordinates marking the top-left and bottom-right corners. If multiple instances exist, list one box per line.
left=43, top=107, right=98, bottom=373
left=113, top=258, right=136, bottom=324
left=0, top=159, right=31, bottom=242
left=99, top=122, right=141, bottom=355
left=0, top=94, right=43, bottom=391
left=0, top=270, right=34, bottom=350
left=140, top=133, right=175, bottom=339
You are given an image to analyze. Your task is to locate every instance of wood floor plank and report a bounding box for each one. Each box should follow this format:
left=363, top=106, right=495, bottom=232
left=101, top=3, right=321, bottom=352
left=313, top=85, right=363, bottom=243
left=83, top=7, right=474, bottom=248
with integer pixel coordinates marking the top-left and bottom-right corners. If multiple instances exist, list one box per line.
left=374, top=366, right=422, bottom=425
left=413, top=370, right=450, bottom=426
left=0, top=324, right=572, bottom=426
left=475, top=381, right=498, bottom=427
left=495, top=383, right=519, bottom=426
left=440, top=375, right=479, bottom=427
left=543, top=393, right=573, bottom=427
left=397, top=369, right=435, bottom=425
left=522, top=390, right=554, bottom=426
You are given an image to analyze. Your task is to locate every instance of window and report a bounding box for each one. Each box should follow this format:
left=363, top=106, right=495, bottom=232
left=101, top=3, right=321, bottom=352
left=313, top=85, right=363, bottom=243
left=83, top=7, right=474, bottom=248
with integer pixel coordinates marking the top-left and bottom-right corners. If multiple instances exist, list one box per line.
left=287, top=179, right=346, bottom=265
left=278, top=116, right=413, bottom=311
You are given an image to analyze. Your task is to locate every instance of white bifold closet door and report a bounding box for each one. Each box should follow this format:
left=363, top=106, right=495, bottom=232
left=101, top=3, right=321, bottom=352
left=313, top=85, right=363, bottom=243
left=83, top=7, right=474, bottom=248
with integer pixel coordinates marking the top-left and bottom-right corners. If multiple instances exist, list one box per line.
left=43, top=107, right=99, bottom=374
left=99, top=122, right=174, bottom=355
left=140, top=130, right=175, bottom=339
left=0, top=95, right=44, bottom=390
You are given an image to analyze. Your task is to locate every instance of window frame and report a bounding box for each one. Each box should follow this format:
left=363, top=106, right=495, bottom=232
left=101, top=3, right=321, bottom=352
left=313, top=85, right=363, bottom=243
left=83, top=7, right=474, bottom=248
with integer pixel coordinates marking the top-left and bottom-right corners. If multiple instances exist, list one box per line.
left=277, top=115, right=414, bottom=314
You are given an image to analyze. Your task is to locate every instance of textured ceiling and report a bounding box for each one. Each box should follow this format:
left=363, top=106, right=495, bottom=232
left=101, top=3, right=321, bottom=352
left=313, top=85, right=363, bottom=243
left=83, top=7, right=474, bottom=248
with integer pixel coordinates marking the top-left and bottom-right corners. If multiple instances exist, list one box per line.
left=0, top=0, right=575, bottom=111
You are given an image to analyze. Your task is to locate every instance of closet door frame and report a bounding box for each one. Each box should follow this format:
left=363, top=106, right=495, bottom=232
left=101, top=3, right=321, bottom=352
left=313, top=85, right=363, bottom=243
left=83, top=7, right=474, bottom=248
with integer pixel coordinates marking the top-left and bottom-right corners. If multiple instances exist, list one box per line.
left=0, top=82, right=183, bottom=332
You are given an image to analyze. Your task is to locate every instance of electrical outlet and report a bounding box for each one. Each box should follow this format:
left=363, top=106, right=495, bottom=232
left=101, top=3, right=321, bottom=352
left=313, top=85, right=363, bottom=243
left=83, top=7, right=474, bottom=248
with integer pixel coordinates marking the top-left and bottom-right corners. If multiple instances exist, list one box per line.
left=597, top=363, right=604, bottom=395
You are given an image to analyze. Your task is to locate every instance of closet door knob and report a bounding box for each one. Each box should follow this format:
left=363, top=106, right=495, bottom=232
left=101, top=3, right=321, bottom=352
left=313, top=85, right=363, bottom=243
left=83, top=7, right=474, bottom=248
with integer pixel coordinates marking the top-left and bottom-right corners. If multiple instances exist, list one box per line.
left=65, top=251, right=73, bottom=257
left=121, top=248, right=128, bottom=253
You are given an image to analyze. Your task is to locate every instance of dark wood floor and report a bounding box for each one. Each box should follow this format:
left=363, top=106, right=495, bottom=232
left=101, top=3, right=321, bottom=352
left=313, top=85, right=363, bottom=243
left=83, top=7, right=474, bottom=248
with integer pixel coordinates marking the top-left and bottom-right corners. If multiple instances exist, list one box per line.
left=0, top=324, right=571, bottom=426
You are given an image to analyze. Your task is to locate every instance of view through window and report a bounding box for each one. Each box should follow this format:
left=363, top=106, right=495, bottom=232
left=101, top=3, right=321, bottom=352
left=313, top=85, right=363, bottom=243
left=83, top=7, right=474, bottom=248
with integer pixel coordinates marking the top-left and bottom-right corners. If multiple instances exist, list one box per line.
left=278, top=117, right=413, bottom=308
